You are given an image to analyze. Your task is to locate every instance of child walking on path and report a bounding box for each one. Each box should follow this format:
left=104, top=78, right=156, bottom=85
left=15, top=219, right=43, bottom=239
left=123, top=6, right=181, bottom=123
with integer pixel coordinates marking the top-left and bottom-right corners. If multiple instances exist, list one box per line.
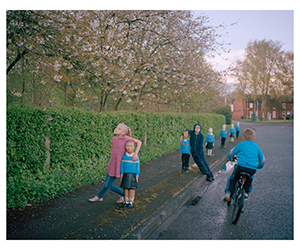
left=120, top=141, right=140, bottom=208
left=180, top=123, right=214, bottom=182
left=224, top=128, right=265, bottom=201
left=89, top=123, right=142, bottom=203
left=180, top=130, right=191, bottom=173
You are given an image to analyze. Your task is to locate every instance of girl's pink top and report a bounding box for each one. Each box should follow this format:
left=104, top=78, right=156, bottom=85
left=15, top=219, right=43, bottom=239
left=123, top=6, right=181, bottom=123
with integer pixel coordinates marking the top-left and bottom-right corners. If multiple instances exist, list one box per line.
left=106, top=135, right=135, bottom=178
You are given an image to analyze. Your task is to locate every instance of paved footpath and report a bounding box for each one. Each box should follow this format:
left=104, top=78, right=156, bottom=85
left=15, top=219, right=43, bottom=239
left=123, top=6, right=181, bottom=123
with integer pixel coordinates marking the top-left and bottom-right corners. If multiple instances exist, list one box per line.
left=7, top=122, right=247, bottom=240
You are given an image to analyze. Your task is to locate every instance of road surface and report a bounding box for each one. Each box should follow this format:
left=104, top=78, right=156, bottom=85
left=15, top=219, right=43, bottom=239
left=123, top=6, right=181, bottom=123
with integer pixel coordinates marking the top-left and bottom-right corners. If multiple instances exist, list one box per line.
left=149, top=122, right=293, bottom=240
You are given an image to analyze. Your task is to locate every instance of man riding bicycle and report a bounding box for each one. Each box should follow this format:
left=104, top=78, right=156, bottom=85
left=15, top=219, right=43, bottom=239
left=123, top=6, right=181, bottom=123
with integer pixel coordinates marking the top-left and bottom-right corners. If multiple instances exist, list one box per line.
left=224, top=128, right=265, bottom=201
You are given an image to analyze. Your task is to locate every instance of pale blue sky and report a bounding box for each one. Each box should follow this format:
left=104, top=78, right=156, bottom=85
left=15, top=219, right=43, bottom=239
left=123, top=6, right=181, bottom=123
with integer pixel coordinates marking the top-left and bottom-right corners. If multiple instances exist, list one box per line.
left=195, top=10, right=294, bottom=53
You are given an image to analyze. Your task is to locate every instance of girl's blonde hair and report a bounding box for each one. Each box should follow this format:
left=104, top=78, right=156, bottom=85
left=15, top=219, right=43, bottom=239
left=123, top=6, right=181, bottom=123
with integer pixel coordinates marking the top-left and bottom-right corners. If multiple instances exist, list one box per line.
left=120, top=123, right=132, bottom=137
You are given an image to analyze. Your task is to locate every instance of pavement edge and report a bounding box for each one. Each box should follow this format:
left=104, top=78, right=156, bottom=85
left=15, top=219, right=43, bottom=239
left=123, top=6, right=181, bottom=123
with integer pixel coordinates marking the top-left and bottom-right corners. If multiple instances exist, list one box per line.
left=124, top=153, right=228, bottom=240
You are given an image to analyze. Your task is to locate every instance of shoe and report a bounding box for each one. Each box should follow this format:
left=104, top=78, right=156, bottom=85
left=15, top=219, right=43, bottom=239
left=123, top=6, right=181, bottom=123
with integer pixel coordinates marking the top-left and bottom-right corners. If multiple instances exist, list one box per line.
left=206, top=175, right=214, bottom=182
left=122, top=201, right=128, bottom=207
left=206, top=175, right=212, bottom=182
left=244, top=193, right=249, bottom=199
left=117, top=196, right=124, bottom=203
left=89, top=196, right=103, bottom=202
left=223, top=192, right=231, bottom=202
left=127, top=201, right=134, bottom=208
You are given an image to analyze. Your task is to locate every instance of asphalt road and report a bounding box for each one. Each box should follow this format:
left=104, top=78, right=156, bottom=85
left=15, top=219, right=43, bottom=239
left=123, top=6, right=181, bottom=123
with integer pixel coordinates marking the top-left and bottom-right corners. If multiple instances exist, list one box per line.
left=149, top=122, right=294, bottom=240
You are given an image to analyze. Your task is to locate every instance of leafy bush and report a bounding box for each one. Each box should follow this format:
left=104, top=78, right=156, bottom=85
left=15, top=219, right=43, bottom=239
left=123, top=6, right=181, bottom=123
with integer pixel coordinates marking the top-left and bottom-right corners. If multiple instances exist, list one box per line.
left=7, top=105, right=224, bottom=208
left=211, top=105, right=232, bottom=125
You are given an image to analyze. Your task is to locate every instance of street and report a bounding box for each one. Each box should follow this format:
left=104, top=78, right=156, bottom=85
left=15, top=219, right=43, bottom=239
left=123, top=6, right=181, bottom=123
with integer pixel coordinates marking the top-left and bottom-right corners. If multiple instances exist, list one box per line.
left=149, top=122, right=294, bottom=240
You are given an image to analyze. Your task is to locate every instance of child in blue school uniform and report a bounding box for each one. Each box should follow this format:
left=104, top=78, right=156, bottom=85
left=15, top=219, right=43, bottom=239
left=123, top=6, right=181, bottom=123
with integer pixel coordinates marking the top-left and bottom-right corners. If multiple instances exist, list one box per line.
left=236, top=122, right=240, bottom=138
left=220, top=124, right=227, bottom=148
left=229, top=124, right=236, bottom=142
left=180, top=130, right=191, bottom=172
left=223, top=128, right=265, bottom=201
left=205, top=128, right=215, bottom=157
left=120, top=141, right=140, bottom=208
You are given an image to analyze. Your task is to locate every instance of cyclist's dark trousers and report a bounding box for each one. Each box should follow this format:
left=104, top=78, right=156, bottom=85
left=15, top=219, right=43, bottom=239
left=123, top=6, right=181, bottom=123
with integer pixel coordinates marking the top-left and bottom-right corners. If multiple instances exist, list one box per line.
left=227, top=166, right=256, bottom=194
left=181, top=153, right=190, bottom=171
left=191, top=151, right=213, bottom=176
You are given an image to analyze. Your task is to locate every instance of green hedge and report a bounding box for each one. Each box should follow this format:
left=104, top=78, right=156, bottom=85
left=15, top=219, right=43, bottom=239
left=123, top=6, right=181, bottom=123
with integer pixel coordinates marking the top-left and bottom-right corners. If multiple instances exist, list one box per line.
left=212, top=105, right=232, bottom=125
left=7, top=105, right=224, bottom=208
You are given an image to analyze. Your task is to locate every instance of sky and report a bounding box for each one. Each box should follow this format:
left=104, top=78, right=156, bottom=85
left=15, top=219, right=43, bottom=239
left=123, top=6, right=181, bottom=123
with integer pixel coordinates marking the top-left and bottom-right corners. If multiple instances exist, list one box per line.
left=193, top=10, right=294, bottom=83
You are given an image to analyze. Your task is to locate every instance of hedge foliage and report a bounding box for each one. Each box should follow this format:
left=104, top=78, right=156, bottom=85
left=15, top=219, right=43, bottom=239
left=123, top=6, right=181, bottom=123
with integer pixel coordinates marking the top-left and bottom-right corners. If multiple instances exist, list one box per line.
left=7, top=105, right=224, bottom=208
left=211, top=105, right=232, bottom=125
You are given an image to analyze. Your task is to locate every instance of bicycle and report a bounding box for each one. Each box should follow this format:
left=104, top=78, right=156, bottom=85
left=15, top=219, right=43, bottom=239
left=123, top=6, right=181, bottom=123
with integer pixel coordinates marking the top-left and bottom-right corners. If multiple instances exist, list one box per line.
left=227, top=171, right=250, bottom=225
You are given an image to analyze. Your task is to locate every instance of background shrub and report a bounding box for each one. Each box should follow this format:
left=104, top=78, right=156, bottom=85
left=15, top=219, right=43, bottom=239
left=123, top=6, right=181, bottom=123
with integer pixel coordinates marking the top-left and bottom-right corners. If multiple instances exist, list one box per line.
left=211, top=105, right=232, bottom=125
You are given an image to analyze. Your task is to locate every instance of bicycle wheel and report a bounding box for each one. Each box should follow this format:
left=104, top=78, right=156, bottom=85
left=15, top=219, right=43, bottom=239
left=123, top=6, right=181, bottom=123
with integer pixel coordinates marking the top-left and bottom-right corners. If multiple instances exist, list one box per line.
left=231, top=189, right=244, bottom=224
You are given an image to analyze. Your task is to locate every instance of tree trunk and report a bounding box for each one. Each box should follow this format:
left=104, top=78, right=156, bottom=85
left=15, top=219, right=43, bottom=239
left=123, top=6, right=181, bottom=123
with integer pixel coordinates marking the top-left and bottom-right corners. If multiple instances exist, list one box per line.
left=114, top=96, right=123, bottom=111
left=89, top=87, right=93, bottom=110
left=99, top=90, right=107, bottom=112
left=64, top=82, right=68, bottom=106
left=242, top=97, right=245, bottom=119
left=134, top=83, right=145, bottom=110
left=31, top=78, right=35, bottom=105
left=7, top=49, right=27, bottom=75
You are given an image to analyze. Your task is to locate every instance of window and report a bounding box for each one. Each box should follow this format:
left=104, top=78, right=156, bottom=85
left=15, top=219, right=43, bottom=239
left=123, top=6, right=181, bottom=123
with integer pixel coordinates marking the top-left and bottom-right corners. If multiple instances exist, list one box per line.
left=282, top=111, right=286, bottom=118
left=282, top=103, right=286, bottom=109
left=249, top=103, right=253, bottom=109
left=273, top=111, right=277, bottom=119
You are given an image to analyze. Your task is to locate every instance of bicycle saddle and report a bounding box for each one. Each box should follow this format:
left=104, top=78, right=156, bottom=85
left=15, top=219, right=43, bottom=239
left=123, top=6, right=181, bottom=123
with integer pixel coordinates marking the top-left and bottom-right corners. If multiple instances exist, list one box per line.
left=239, top=172, right=251, bottom=177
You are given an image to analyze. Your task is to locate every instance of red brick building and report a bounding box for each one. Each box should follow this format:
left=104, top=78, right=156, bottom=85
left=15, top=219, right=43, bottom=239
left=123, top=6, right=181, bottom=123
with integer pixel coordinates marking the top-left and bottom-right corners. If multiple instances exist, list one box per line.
left=232, top=96, right=293, bottom=120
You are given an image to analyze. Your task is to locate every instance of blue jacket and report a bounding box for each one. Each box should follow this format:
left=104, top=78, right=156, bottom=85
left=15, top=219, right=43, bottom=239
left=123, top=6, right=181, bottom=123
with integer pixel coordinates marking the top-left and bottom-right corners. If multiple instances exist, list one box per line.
left=206, top=134, right=215, bottom=143
left=185, top=123, right=204, bottom=156
left=227, top=140, right=265, bottom=170
left=120, top=153, right=140, bottom=176
left=220, top=129, right=227, bottom=138
left=236, top=125, right=240, bottom=131
left=180, top=139, right=191, bottom=154
left=229, top=127, right=236, bottom=134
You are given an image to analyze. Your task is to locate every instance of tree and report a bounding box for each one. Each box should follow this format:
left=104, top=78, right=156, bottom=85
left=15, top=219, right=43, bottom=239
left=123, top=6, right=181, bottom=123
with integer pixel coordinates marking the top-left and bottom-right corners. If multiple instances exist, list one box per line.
left=232, top=39, right=289, bottom=120
left=7, top=10, right=231, bottom=112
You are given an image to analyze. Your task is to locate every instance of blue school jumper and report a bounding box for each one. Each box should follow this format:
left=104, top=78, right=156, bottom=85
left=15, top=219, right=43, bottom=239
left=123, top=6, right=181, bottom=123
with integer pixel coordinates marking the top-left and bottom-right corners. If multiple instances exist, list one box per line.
left=120, top=153, right=140, bottom=176
left=205, top=134, right=215, bottom=143
left=220, top=129, right=227, bottom=138
left=229, top=127, right=236, bottom=137
left=225, top=140, right=265, bottom=194
left=180, top=139, right=191, bottom=154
